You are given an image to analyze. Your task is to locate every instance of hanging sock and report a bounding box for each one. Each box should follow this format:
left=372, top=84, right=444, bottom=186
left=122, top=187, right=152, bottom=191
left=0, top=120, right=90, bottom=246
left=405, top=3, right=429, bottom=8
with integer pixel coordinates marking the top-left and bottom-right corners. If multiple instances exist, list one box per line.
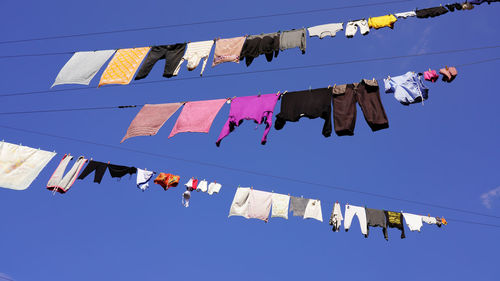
left=168, top=99, right=227, bottom=138
left=108, top=164, right=136, bottom=178
left=98, top=47, right=150, bottom=87
left=345, top=19, right=370, bottom=38
left=207, top=182, right=222, bottom=195
left=136, top=168, right=155, bottom=191
left=47, top=154, right=87, bottom=193
left=212, top=36, right=246, bottom=67
left=228, top=187, right=251, bottom=218
left=439, top=66, right=458, bottom=82
left=271, top=193, right=290, bottom=219
left=52, top=50, right=116, bottom=87
left=329, top=202, right=343, bottom=232
left=197, top=180, right=208, bottom=193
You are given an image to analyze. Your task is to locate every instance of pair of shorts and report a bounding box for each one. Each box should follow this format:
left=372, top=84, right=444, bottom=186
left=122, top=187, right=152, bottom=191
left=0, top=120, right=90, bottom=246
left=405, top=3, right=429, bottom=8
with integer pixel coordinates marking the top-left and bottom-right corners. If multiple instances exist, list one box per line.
left=345, top=20, right=370, bottom=38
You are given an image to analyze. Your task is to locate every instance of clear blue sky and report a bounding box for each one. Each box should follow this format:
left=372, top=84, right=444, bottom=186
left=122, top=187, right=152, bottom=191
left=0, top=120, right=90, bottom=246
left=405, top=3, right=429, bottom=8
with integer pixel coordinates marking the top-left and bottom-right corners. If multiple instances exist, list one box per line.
left=1, top=0, right=499, bottom=280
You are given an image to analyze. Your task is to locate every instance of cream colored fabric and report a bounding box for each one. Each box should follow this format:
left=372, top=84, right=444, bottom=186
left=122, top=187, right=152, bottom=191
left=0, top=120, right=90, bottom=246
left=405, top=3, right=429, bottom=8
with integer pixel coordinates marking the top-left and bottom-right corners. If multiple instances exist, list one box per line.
left=304, top=199, right=323, bottom=222
left=98, top=47, right=151, bottom=87
left=208, top=182, right=222, bottom=195
left=228, top=187, right=251, bottom=218
left=174, top=40, right=214, bottom=76
left=248, top=189, right=272, bottom=222
left=271, top=193, right=290, bottom=219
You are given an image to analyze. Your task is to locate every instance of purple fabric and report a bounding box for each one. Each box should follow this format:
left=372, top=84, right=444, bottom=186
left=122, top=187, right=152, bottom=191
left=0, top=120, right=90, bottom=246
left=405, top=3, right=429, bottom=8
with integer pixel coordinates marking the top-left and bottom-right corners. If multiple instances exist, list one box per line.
left=216, top=93, right=279, bottom=146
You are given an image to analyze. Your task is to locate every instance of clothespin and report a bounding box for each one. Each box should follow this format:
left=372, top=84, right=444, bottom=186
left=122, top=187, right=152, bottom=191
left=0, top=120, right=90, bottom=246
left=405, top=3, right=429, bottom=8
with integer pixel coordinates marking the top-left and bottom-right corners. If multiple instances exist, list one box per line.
left=445, top=65, right=449, bottom=70
left=428, top=68, right=432, bottom=72
left=336, top=200, right=338, bottom=204
left=372, top=77, right=375, bottom=82
left=283, top=90, right=288, bottom=95
left=328, top=84, right=331, bottom=89
left=276, top=91, right=280, bottom=96
left=107, top=161, right=110, bottom=165
left=287, top=193, right=290, bottom=196
left=387, top=75, right=391, bottom=80
left=427, top=213, right=430, bottom=217
left=90, top=157, right=93, bottom=161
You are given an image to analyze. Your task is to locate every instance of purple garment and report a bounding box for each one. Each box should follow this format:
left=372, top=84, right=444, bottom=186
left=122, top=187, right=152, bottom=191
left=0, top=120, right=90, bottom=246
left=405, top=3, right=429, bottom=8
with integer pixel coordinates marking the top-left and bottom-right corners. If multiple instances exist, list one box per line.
left=216, top=93, right=279, bottom=146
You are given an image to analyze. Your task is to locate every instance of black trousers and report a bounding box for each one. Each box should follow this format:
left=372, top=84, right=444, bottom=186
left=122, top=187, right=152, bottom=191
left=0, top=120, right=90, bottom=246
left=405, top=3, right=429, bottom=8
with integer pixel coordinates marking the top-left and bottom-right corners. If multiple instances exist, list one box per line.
left=135, top=43, right=186, bottom=79
left=77, top=160, right=107, bottom=184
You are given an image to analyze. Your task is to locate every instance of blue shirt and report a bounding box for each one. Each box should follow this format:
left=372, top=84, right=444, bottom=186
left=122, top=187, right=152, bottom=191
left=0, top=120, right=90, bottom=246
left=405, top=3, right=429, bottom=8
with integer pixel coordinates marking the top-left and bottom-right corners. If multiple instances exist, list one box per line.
left=384, top=71, right=429, bottom=105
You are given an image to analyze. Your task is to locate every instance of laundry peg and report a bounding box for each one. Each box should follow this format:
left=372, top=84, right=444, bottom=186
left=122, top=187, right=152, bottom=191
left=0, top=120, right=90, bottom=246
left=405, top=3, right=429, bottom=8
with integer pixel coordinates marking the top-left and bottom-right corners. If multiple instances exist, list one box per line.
left=288, top=193, right=290, bottom=196
left=445, top=65, right=449, bottom=70
left=372, top=77, right=375, bottom=82
left=429, top=68, right=432, bottom=72
left=257, top=91, right=261, bottom=97
left=107, top=161, right=110, bottom=165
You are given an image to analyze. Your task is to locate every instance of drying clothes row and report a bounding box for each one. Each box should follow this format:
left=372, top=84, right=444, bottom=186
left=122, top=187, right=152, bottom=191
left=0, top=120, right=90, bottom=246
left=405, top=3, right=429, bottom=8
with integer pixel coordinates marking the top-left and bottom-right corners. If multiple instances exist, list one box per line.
left=182, top=177, right=222, bottom=207
left=228, top=187, right=323, bottom=222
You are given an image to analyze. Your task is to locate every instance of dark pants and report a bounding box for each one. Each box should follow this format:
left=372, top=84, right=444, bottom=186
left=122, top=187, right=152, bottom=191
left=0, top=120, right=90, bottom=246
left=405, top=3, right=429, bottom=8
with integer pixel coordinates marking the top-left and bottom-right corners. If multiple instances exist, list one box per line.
left=77, top=160, right=107, bottom=184
left=332, top=81, right=388, bottom=136
left=135, top=43, right=186, bottom=79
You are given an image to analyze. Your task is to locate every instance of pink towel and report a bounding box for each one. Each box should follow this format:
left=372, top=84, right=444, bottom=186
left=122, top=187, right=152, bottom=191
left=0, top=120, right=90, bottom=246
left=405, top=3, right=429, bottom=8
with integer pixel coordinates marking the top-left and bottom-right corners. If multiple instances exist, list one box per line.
left=248, top=189, right=272, bottom=222
left=169, top=99, right=226, bottom=138
left=121, top=103, right=183, bottom=143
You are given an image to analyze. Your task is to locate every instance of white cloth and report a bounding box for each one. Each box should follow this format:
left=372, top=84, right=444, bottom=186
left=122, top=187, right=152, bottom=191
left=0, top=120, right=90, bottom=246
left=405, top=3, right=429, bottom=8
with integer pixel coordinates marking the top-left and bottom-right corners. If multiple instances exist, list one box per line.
left=182, top=190, right=191, bottom=207
left=185, top=178, right=196, bottom=191
left=271, top=193, right=290, bottom=219
left=403, top=213, right=423, bottom=232
left=208, top=182, right=222, bottom=195
left=422, top=216, right=438, bottom=225
left=0, top=141, right=56, bottom=190
left=344, top=204, right=368, bottom=235
left=136, top=168, right=154, bottom=191
left=197, top=180, right=208, bottom=192
left=52, top=50, right=116, bottom=87
left=228, top=187, right=251, bottom=218
left=304, top=199, right=323, bottom=222
left=394, top=11, right=416, bottom=18
left=307, top=23, right=344, bottom=39
left=174, top=40, right=214, bottom=76
left=345, top=20, right=370, bottom=38
left=47, top=155, right=87, bottom=193
left=329, top=202, right=343, bottom=231
left=248, top=189, right=272, bottom=222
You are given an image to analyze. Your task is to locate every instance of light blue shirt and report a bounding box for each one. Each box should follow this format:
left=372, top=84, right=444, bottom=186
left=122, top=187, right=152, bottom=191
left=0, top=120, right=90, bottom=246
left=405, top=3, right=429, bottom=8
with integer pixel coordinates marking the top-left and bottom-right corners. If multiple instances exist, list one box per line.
left=384, top=71, right=429, bottom=105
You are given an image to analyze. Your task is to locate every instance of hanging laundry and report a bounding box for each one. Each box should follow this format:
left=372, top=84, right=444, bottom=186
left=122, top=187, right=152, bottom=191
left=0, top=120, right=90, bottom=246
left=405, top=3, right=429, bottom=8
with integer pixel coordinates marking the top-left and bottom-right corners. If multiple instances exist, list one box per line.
left=422, top=216, right=447, bottom=227
left=216, top=93, right=280, bottom=146
left=416, top=6, right=449, bottom=18
left=344, top=204, right=367, bottom=236
left=446, top=3, right=463, bottom=11
left=173, top=40, right=214, bottom=76
left=271, top=193, right=290, bottom=219
left=108, top=164, right=136, bottom=178
left=275, top=88, right=332, bottom=137
left=365, top=208, right=388, bottom=240
left=98, top=47, right=150, bottom=87
left=402, top=212, right=423, bottom=232
left=279, top=28, right=306, bottom=54
left=345, top=19, right=370, bottom=38
left=439, top=66, right=458, bottom=82
left=304, top=199, right=323, bottom=222
left=384, top=72, right=429, bottom=105
left=307, top=23, right=344, bottom=39
left=462, top=2, right=475, bottom=10
left=329, top=202, right=343, bottom=232
left=332, top=79, right=389, bottom=136
left=212, top=36, right=246, bottom=67
left=77, top=160, right=107, bottom=184
left=228, top=187, right=251, bottom=218
left=469, top=0, right=500, bottom=4
left=0, top=141, right=56, bottom=190
left=154, top=173, right=180, bottom=190
left=368, top=14, right=397, bottom=29
left=290, top=196, right=309, bottom=217
left=47, top=154, right=87, bottom=193
left=52, top=50, right=116, bottom=87
left=239, top=32, right=280, bottom=66
left=384, top=210, right=406, bottom=239
left=248, top=189, right=273, bottom=222
left=134, top=43, right=187, bottom=80
left=136, top=168, right=155, bottom=191
left=185, top=178, right=198, bottom=191
left=197, top=180, right=208, bottom=192
left=182, top=190, right=191, bottom=207
left=207, top=181, right=222, bottom=195
left=394, top=11, right=416, bottom=18
left=424, top=69, right=439, bottom=82
left=168, top=99, right=226, bottom=138
left=121, top=103, right=183, bottom=143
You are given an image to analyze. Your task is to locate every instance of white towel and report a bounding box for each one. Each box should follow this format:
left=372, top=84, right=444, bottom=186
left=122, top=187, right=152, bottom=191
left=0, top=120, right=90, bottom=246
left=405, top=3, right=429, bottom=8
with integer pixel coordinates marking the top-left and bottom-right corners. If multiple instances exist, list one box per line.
left=136, top=168, right=154, bottom=191
left=208, top=182, right=222, bottom=195
left=403, top=213, right=423, bottom=232
left=228, top=187, right=251, bottom=218
left=304, top=199, right=323, bottom=222
left=197, top=180, right=208, bottom=192
left=271, top=193, right=290, bottom=219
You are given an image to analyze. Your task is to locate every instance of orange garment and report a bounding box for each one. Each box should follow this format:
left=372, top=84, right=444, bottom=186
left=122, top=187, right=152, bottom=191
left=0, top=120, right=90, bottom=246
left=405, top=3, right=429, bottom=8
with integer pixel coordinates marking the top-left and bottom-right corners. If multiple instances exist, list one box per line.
left=98, top=47, right=151, bottom=87
left=441, top=217, right=448, bottom=225
left=154, top=173, right=180, bottom=190
left=368, top=14, right=397, bottom=29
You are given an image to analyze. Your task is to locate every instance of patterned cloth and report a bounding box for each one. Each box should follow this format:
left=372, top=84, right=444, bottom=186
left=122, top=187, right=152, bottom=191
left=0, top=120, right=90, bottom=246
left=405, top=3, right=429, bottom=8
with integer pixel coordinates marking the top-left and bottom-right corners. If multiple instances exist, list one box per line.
left=98, top=47, right=151, bottom=87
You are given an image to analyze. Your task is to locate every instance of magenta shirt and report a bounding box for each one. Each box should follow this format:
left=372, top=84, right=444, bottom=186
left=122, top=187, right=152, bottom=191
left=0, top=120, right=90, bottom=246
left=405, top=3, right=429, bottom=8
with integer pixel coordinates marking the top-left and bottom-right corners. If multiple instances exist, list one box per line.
left=216, top=93, right=280, bottom=146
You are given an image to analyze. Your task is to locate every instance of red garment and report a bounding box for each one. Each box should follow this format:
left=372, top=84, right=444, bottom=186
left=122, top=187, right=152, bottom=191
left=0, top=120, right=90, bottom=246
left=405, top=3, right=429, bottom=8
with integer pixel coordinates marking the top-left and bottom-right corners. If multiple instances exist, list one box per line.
left=192, top=179, right=199, bottom=190
left=154, top=173, right=180, bottom=190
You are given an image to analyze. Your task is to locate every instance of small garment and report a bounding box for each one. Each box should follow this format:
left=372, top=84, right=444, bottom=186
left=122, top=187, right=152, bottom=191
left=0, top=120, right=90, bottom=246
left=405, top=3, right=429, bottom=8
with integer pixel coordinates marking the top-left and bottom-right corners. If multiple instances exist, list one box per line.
left=439, top=67, right=458, bottom=82
left=52, top=50, right=116, bottom=87
left=182, top=190, right=191, bottom=207
left=332, top=79, right=389, bottom=136
left=136, top=168, right=155, bottom=191
left=329, top=202, right=343, bottom=232
left=274, top=88, right=332, bottom=138
left=290, top=196, right=309, bottom=217
left=394, top=11, right=416, bottom=18
left=239, top=32, right=280, bottom=66
left=462, top=2, right=475, bottom=10
left=402, top=213, right=423, bottom=232
left=345, top=19, right=370, bottom=38
left=185, top=178, right=198, bottom=191
left=216, top=93, right=280, bottom=146
left=228, top=187, right=251, bottom=218
left=173, top=40, right=214, bottom=76
left=344, top=204, right=368, bottom=235
left=279, top=28, right=306, bottom=54
left=168, top=99, right=226, bottom=138
left=446, top=3, right=463, bottom=11
left=469, top=0, right=500, bottom=4
left=384, top=72, right=429, bottom=105
left=98, top=47, right=150, bottom=87
left=424, top=69, right=439, bottom=82
left=77, top=160, right=108, bottom=184
left=47, top=154, right=87, bottom=193
left=121, top=103, right=183, bottom=143
left=385, top=210, right=406, bottom=239
left=212, top=36, right=246, bottom=67
left=304, top=199, right=323, bottom=222
left=422, top=216, right=444, bottom=227
left=365, top=208, right=388, bottom=240
left=154, top=173, right=180, bottom=190
left=134, top=43, right=187, bottom=79
left=248, top=189, right=273, bottom=222
left=368, top=15, right=398, bottom=29
left=416, top=6, right=449, bottom=18
left=197, top=180, right=208, bottom=192
left=207, top=182, right=222, bottom=195
left=108, top=164, right=136, bottom=178
left=307, top=23, right=344, bottom=39
left=271, top=193, right=290, bottom=219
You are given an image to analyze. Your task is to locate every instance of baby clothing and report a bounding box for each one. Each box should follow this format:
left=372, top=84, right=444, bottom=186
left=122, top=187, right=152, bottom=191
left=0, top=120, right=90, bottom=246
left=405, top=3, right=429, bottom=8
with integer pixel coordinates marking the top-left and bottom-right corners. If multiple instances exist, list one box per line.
left=304, top=199, right=323, bottom=222
left=439, top=67, right=457, bottom=82
left=290, top=196, right=309, bottom=217
left=368, top=15, right=397, bottom=29
left=248, top=189, right=273, bottom=222
left=216, top=93, right=280, bottom=146
left=402, top=212, right=423, bottom=232
left=185, top=178, right=198, bottom=191
left=207, top=182, right=222, bottom=195
left=240, top=32, right=280, bottom=66
left=424, top=69, right=439, bottom=82
left=197, top=180, right=208, bottom=192
left=307, top=23, right=344, bottom=39
left=394, top=11, right=416, bottom=18
left=385, top=211, right=406, bottom=239
left=154, top=173, right=180, bottom=190
left=135, top=43, right=187, bottom=79
left=365, top=208, right=388, bottom=240
left=47, top=154, right=87, bottom=193
left=416, top=6, right=449, bottom=18
left=136, top=168, right=155, bottom=191
left=212, top=36, right=246, bottom=67
left=345, top=19, right=370, bottom=38
left=329, top=202, right=343, bottom=232
left=271, top=193, right=290, bottom=219
left=279, top=28, right=306, bottom=54
left=98, top=47, right=150, bottom=87
left=228, top=187, right=251, bottom=218
left=344, top=204, right=368, bottom=236
left=173, top=40, right=214, bottom=76
left=384, top=72, right=429, bottom=105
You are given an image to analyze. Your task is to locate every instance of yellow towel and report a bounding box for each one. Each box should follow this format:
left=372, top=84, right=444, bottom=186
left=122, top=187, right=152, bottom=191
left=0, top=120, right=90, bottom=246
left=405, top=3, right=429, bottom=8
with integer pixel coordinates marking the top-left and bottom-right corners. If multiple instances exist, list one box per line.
left=368, top=15, right=397, bottom=29
left=98, top=47, right=150, bottom=87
